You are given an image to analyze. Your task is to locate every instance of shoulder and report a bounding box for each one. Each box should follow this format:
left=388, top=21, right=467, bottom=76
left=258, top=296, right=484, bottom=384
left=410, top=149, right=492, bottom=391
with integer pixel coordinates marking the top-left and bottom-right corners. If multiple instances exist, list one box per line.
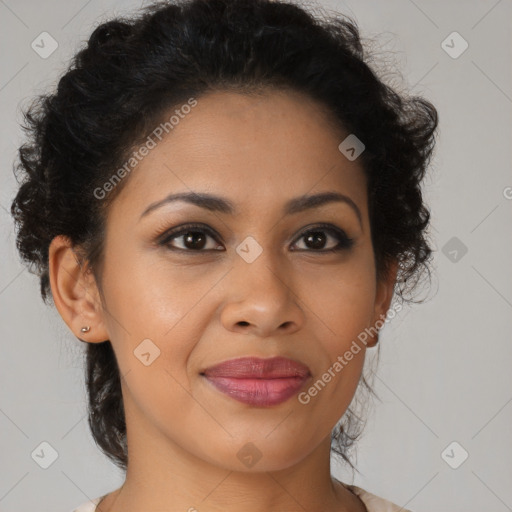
left=73, top=487, right=412, bottom=512
left=342, top=482, right=414, bottom=512
left=71, top=496, right=103, bottom=512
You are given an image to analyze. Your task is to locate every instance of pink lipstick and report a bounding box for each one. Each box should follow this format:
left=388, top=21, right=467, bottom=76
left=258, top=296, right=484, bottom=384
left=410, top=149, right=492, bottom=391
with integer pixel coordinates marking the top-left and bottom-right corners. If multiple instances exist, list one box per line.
left=201, top=356, right=311, bottom=407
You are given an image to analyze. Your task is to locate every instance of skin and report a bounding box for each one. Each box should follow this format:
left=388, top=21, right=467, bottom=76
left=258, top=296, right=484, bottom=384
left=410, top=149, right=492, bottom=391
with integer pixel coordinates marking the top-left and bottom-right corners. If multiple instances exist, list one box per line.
left=49, top=88, right=398, bottom=512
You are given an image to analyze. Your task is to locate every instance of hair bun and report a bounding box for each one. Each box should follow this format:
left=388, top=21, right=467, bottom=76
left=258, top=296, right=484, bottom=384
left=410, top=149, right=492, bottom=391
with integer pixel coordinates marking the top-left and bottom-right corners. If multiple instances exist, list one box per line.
left=89, top=20, right=133, bottom=47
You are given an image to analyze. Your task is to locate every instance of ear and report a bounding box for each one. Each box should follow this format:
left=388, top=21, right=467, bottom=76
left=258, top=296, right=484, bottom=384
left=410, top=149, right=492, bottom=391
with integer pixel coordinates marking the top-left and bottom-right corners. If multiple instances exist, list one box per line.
left=367, top=259, right=399, bottom=348
left=48, top=235, right=109, bottom=343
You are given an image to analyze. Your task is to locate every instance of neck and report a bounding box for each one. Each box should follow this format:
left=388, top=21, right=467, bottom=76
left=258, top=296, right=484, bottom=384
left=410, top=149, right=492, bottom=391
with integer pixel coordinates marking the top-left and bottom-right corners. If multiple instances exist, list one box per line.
left=97, top=390, right=366, bottom=512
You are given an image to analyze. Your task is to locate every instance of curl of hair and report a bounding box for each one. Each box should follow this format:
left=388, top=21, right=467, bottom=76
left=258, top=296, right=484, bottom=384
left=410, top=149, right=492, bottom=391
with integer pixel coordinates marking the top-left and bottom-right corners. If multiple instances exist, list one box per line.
left=11, top=0, right=438, bottom=473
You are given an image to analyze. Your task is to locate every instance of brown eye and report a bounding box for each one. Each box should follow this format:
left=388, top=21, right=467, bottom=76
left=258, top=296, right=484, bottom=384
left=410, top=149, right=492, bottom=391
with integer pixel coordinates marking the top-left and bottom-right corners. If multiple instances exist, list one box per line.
left=159, top=224, right=224, bottom=252
left=158, top=222, right=354, bottom=254
left=291, top=224, right=354, bottom=252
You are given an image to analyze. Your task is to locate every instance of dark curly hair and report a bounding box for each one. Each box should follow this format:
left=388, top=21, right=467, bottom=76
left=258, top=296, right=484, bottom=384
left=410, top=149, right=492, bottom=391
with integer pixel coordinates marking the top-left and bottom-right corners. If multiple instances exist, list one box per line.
left=10, top=0, right=438, bottom=475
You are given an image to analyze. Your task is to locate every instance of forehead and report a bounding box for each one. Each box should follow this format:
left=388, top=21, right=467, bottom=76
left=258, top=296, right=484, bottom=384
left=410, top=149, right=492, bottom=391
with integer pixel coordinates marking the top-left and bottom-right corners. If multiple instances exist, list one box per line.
left=109, top=89, right=368, bottom=221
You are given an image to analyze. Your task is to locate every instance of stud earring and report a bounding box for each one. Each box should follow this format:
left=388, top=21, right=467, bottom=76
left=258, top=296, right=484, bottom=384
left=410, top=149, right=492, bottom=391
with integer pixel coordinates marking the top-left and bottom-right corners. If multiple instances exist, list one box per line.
left=80, top=326, right=90, bottom=333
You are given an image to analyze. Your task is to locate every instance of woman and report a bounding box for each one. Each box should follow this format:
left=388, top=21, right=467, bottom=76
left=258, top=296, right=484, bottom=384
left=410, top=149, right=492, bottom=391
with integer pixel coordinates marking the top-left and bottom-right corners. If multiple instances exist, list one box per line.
left=10, top=0, right=438, bottom=510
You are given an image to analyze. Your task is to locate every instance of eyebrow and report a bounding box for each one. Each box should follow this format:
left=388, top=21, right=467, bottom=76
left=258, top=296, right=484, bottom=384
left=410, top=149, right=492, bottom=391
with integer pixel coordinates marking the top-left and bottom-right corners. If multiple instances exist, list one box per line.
left=139, top=191, right=362, bottom=227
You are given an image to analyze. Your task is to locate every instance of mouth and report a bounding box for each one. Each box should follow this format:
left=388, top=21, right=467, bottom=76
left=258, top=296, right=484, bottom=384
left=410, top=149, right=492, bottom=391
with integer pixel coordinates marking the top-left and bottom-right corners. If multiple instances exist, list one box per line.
left=200, top=356, right=311, bottom=407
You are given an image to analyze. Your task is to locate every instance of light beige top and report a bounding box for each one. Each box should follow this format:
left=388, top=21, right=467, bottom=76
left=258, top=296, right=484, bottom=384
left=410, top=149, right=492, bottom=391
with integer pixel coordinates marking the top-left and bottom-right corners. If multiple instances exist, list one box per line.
left=72, top=482, right=413, bottom=512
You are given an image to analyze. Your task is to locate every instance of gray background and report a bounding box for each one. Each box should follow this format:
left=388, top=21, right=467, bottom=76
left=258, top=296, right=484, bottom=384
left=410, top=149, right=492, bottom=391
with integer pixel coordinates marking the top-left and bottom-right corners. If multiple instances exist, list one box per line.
left=1, top=1, right=511, bottom=511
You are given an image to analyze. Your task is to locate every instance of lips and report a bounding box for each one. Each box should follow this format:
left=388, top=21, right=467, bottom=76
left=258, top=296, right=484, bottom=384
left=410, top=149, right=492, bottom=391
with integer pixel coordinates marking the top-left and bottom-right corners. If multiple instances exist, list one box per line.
left=201, top=356, right=311, bottom=407
left=202, top=356, right=311, bottom=379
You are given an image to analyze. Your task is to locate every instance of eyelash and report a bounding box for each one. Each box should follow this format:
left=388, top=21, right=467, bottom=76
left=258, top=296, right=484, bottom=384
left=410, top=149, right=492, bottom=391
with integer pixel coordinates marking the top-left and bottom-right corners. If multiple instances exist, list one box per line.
left=157, top=222, right=354, bottom=254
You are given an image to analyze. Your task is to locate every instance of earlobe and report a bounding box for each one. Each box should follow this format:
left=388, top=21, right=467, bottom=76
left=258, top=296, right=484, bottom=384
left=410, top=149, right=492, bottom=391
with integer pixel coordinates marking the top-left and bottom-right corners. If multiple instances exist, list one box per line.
left=368, top=260, right=399, bottom=348
left=48, top=235, right=109, bottom=343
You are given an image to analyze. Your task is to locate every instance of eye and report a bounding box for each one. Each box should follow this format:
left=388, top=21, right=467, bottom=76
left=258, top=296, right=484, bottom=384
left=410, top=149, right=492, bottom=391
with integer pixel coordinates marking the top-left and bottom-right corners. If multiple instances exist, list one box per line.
left=291, top=223, right=354, bottom=253
left=159, top=223, right=224, bottom=252
left=158, top=222, right=354, bottom=253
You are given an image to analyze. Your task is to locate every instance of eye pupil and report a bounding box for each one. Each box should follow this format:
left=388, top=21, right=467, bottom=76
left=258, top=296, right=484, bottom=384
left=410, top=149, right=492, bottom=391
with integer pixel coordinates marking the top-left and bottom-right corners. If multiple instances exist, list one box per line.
left=161, top=224, right=351, bottom=254
left=305, top=231, right=326, bottom=249
left=184, top=231, right=207, bottom=250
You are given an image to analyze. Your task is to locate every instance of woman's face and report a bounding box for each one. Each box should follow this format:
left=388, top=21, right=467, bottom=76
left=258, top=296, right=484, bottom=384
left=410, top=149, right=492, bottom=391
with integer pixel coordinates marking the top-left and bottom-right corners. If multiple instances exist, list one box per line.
left=56, top=89, right=396, bottom=473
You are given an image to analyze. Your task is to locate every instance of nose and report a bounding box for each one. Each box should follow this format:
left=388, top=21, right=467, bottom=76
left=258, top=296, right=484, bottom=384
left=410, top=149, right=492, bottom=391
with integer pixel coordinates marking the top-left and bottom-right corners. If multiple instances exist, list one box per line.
left=219, top=253, right=305, bottom=339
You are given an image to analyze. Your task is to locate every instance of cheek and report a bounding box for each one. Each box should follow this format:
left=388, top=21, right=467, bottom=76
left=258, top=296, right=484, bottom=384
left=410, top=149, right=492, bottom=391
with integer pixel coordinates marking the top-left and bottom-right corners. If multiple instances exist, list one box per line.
left=99, top=250, right=207, bottom=382
left=298, top=259, right=376, bottom=342
left=101, top=245, right=192, bottom=330
left=100, top=260, right=203, bottom=437
left=300, top=263, right=374, bottom=378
